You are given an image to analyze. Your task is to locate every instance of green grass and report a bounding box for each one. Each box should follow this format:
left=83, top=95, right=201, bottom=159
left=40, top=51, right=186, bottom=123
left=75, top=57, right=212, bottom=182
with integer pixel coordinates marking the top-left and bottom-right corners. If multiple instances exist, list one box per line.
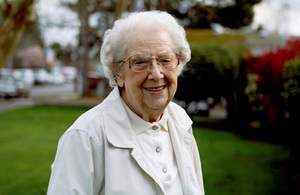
left=0, top=105, right=91, bottom=195
left=0, top=105, right=289, bottom=195
left=194, top=128, right=289, bottom=195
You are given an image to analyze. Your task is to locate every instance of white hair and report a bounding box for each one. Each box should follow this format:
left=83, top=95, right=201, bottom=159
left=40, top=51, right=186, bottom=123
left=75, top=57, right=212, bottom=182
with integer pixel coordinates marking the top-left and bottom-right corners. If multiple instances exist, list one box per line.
left=100, top=10, right=191, bottom=87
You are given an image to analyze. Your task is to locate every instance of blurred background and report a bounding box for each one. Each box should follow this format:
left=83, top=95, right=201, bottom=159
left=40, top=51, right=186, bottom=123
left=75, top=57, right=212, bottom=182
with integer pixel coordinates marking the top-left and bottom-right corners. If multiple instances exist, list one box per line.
left=1, top=0, right=300, bottom=194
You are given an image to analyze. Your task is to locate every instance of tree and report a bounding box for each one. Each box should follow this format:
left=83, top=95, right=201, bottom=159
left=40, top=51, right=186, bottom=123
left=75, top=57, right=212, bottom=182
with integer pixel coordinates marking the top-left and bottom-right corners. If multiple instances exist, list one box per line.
left=60, top=0, right=131, bottom=96
left=213, top=0, right=262, bottom=29
left=0, top=0, right=36, bottom=67
left=42, top=0, right=261, bottom=96
left=138, top=0, right=262, bottom=29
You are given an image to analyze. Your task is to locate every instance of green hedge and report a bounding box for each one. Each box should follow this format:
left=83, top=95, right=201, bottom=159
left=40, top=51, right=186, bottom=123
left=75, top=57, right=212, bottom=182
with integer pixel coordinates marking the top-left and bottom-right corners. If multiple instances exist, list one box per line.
left=176, top=43, right=243, bottom=103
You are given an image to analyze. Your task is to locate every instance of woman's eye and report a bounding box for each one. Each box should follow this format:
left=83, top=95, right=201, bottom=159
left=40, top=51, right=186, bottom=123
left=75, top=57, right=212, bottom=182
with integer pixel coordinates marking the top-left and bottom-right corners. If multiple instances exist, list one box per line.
left=132, top=59, right=148, bottom=65
left=159, top=58, right=171, bottom=63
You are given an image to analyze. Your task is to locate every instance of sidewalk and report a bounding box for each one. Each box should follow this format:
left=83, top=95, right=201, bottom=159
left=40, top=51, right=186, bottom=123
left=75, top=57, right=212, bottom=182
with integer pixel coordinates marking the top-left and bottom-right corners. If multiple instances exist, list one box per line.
left=52, top=95, right=105, bottom=107
left=1, top=91, right=226, bottom=119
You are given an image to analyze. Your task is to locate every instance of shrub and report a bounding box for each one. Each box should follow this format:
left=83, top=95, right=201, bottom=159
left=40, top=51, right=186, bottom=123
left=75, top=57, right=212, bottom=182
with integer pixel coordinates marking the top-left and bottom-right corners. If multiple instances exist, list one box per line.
left=282, top=55, right=300, bottom=109
left=176, top=43, right=241, bottom=104
left=244, top=37, right=300, bottom=130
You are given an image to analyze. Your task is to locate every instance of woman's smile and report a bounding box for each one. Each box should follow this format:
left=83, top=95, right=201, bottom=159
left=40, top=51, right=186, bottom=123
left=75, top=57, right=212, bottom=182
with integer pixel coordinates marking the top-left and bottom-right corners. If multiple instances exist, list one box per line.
left=143, top=85, right=166, bottom=92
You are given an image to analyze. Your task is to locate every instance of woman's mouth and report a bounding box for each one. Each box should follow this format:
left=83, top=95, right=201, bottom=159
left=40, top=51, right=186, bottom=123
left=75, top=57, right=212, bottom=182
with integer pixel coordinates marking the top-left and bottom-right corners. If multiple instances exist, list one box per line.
left=144, top=86, right=165, bottom=91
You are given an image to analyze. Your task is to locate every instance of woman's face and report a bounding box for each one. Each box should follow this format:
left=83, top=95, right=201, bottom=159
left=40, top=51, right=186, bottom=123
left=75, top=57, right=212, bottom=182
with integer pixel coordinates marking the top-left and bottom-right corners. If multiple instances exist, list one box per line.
left=116, top=30, right=178, bottom=122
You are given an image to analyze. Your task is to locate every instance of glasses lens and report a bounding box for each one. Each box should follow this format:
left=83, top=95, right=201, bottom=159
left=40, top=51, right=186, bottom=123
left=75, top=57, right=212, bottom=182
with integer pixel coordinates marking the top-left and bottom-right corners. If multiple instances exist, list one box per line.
left=129, top=54, right=151, bottom=72
left=128, top=52, right=178, bottom=72
left=157, top=52, right=178, bottom=70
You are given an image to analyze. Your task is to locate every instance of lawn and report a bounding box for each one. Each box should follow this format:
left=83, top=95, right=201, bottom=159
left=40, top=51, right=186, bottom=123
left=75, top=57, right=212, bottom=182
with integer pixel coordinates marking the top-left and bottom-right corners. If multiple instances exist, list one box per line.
left=0, top=105, right=289, bottom=195
left=194, top=128, right=289, bottom=195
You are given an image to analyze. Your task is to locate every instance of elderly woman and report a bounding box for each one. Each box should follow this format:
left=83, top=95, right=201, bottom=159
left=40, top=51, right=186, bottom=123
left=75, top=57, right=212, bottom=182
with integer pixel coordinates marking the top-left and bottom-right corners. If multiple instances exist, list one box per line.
left=47, top=10, right=205, bottom=195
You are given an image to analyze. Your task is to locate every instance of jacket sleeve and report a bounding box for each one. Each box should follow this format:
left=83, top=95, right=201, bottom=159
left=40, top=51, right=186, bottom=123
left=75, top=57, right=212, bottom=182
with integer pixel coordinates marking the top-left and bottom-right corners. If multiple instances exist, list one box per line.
left=46, top=129, right=104, bottom=195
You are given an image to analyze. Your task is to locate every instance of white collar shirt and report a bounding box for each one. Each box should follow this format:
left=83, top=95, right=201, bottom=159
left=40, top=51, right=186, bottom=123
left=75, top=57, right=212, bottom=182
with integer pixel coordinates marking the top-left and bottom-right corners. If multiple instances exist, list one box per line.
left=122, top=100, right=183, bottom=195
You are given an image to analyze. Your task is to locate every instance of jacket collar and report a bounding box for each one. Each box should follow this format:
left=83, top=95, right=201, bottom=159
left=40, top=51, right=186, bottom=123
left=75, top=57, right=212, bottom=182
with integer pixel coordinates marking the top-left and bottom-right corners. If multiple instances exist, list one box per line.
left=101, top=87, right=192, bottom=148
left=101, top=87, right=135, bottom=148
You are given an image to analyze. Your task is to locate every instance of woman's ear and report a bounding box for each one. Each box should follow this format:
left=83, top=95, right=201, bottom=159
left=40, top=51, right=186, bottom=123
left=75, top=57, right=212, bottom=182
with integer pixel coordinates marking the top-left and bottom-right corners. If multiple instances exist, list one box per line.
left=113, top=62, right=124, bottom=87
left=116, top=74, right=124, bottom=87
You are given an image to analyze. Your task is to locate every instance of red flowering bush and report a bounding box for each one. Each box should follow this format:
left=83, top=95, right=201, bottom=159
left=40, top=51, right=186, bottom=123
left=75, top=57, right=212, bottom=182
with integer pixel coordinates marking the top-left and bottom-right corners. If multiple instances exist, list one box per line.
left=244, top=37, right=300, bottom=129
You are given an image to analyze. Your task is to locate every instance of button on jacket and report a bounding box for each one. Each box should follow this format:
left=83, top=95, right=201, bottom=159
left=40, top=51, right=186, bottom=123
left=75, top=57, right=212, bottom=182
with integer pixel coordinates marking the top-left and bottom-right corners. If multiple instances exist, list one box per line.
left=47, top=87, right=205, bottom=195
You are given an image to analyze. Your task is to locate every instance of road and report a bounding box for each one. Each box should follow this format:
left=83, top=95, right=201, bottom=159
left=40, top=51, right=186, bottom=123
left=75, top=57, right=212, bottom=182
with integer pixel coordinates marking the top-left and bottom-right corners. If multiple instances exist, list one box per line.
left=0, top=82, right=227, bottom=118
left=0, top=82, right=80, bottom=112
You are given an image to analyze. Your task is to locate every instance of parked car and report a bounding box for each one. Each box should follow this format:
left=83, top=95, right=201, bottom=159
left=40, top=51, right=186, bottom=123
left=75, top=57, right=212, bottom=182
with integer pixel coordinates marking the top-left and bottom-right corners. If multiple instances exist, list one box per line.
left=33, top=69, right=51, bottom=85
left=62, top=66, right=77, bottom=82
left=49, top=67, right=66, bottom=85
left=173, top=99, right=210, bottom=117
left=186, top=100, right=209, bottom=117
left=0, top=76, right=18, bottom=99
left=0, top=68, right=12, bottom=77
left=13, top=68, right=34, bottom=87
left=0, top=75, right=31, bottom=99
left=15, top=77, right=31, bottom=98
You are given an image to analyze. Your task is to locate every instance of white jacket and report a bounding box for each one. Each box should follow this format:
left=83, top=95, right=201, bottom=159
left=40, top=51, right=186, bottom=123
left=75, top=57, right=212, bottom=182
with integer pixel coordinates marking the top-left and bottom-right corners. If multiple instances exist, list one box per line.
left=47, top=87, right=205, bottom=195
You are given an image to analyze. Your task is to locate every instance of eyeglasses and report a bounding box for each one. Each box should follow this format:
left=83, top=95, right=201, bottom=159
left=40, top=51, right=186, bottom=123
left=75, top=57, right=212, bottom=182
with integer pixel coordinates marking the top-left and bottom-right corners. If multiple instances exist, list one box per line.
left=118, top=52, right=179, bottom=72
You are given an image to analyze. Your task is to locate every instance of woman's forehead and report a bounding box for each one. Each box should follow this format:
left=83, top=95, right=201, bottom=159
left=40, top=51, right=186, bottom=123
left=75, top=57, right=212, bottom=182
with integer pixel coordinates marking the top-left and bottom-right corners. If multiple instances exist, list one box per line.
left=124, top=31, right=173, bottom=56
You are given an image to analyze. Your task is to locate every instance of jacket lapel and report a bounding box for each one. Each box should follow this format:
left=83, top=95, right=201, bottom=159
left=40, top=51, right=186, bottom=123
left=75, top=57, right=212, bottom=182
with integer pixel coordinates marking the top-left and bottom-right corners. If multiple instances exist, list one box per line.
left=101, top=87, right=166, bottom=192
left=102, top=87, right=135, bottom=148
left=167, top=103, right=196, bottom=194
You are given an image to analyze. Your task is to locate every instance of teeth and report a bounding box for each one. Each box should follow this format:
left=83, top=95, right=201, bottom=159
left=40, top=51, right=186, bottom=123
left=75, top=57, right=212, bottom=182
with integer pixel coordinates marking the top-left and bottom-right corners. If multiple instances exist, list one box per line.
left=147, top=86, right=164, bottom=91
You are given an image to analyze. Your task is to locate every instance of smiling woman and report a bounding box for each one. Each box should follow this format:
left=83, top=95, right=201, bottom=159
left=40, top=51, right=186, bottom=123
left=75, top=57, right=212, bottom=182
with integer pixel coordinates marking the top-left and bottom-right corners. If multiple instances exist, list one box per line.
left=46, top=10, right=205, bottom=195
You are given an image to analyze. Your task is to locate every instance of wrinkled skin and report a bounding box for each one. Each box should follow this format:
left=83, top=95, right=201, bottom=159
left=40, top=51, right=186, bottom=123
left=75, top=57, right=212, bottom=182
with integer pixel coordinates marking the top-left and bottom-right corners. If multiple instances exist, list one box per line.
left=116, top=31, right=178, bottom=122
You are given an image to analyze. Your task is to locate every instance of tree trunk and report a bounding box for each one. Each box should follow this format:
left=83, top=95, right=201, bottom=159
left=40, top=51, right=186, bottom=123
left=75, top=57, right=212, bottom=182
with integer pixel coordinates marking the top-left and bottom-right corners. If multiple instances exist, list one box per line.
left=115, top=0, right=129, bottom=19
left=0, top=0, right=35, bottom=67
left=77, top=0, right=89, bottom=96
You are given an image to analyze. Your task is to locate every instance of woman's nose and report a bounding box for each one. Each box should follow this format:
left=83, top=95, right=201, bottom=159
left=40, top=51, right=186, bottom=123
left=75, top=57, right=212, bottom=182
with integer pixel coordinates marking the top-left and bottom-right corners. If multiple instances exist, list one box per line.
left=148, top=60, right=164, bottom=81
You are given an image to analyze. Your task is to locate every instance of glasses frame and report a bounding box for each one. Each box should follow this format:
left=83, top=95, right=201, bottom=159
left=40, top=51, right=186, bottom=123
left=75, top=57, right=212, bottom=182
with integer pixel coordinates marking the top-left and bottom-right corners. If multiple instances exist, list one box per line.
left=118, top=52, right=180, bottom=72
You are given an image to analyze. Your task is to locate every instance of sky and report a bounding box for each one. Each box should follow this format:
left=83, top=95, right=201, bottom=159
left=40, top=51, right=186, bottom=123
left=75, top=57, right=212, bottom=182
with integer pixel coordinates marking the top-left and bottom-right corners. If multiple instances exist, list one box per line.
left=36, top=0, right=300, bottom=47
left=35, top=0, right=79, bottom=47
left=252, top=0, right=300, bottom=37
